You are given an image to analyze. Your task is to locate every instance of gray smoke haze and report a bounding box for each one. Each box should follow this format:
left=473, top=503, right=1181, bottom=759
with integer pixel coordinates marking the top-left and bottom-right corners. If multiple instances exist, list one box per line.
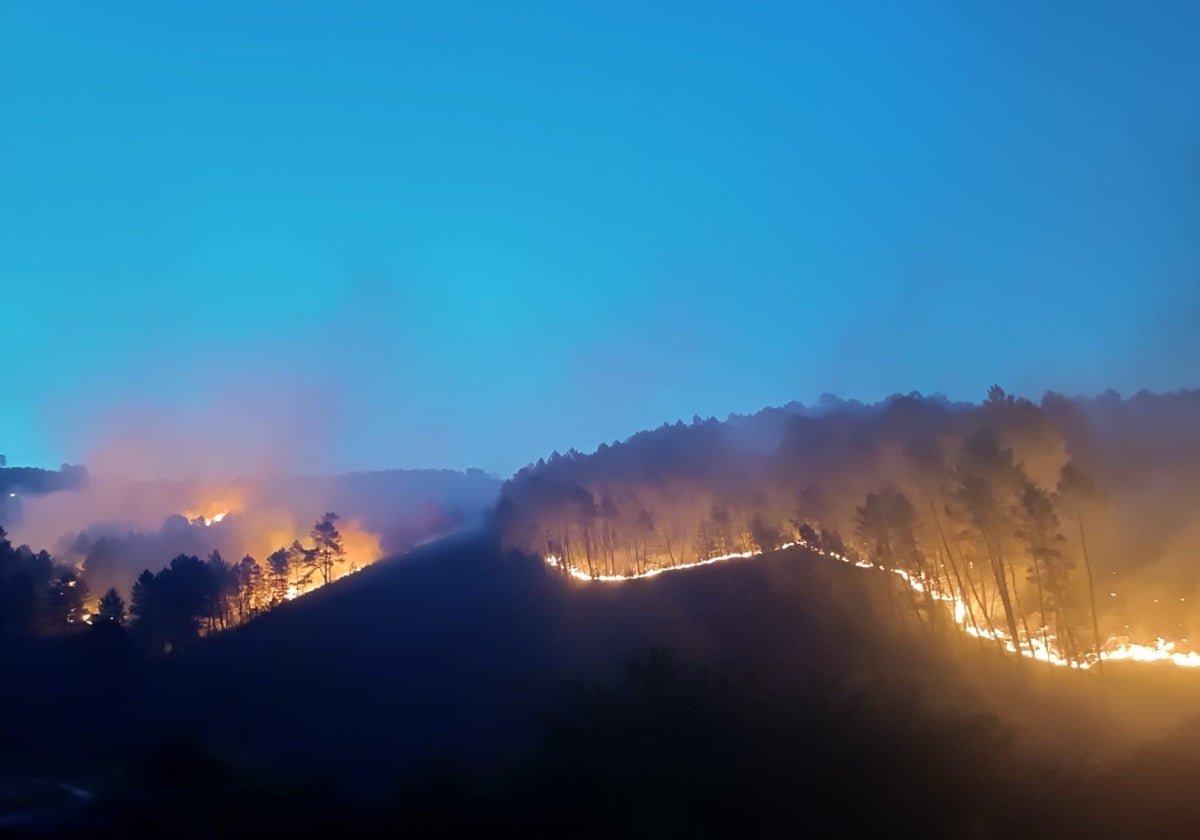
left=9, top=467, right=499, bottom=603
left=7, top=388, right=498, bottom=601
left=5, top=376, right=502, bottom=600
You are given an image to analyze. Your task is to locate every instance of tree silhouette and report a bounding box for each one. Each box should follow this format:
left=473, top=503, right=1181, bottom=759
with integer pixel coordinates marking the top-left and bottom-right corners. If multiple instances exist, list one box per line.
left=206, top=550, right=235, bottom=632
left=129, top=555, right=218, bottom=653
left=0, top=526, right=51, bottom=638
left=1015, top=480, right=1072, bottom=667
left=289, top=540, right=316, bottom=593
left=267, top=547, right=292, bottom=604
left=97, top=587, right=126, bottom=625
left=1058, top=461, right=1103, bottom=663
left=309, top=512, right=346, bottom=585
left=131, top=569, right=168, bottom=652
left=234, top=555, right=264, bottom=621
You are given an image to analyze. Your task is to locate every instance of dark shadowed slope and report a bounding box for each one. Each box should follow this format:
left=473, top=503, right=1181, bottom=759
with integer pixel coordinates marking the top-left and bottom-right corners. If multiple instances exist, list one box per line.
left=16, top=529, right=1200, bottom=837
left=117, top=529, right=938, bottom=788
left=151, top=529, right=569, bottom=781
left=8, top=524, right=1200, bottom=799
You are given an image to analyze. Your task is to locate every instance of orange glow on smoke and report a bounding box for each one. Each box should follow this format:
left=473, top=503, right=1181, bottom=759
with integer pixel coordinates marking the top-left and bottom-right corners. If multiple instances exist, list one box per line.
left=184, top=492, right=383, bottom=604
left=183, top=486, right=246, bottom=527
left=340, top=520, right=383, bottom=573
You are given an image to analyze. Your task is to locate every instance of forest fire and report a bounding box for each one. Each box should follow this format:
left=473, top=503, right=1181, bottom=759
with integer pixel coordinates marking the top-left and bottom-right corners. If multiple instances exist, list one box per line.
left=503, top=390, right=1200, bottom=680
left=545, top=541, right=1200, bottom=671
left=544, top=546, right=770, bottom=582
left=183, top=490, right=246, bottom=528
left=133, top=505, right=381, bottom=640
left=191, top=510, right=228, bottom=526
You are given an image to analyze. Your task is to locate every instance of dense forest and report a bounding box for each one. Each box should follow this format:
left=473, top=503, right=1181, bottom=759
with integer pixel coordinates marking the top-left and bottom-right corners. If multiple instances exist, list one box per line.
left=10, top=391, right=1200, bottom=834
left=499, top=388, right=1200, bottom=667
left=5, top=467, right=498, bottom=603
left=0, top=512, right=349, bottom=652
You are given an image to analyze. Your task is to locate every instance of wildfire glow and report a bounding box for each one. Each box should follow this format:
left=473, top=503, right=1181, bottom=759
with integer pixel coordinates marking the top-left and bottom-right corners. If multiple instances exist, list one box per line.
left=544, top=546, right=771, bottom=582
left=191, top=510, right=229, bottom=526
left=545, top=541, right=1200, bottom=671
left=184, top=505, right=234, bottom=527
left=269, top=516, right=382, bottom=603
left=181, top=496, right=383, bottom=607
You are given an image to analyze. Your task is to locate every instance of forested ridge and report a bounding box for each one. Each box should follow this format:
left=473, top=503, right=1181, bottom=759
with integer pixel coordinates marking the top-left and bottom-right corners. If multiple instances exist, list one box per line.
left=0, top=512, right=350, bottom=653
left=12, top=389, right=1200, bottom=836
left=499, top=387, right=1200, bottom=666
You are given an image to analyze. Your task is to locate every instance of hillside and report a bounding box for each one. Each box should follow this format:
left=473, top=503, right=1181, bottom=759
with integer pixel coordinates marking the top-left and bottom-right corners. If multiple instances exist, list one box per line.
left=498, top=390, right=1200, bottom=671
left=4, top=529, right=979, bottom=778
left=121, top=530, right=948, bottom=780
left=11, top=528, right=1200, bottom=835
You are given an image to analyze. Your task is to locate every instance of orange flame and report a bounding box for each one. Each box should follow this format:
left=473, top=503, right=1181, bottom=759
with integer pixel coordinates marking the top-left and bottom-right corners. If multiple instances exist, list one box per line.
left=546, top=541, right=1200, bottom=671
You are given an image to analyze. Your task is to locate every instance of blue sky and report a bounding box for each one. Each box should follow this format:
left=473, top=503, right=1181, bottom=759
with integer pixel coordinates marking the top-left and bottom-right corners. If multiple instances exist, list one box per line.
left=2, top=1, right=1198, bottom=476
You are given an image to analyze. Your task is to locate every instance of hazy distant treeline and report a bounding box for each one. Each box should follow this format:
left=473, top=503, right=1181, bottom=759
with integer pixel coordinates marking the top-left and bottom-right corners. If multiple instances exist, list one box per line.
left=0, top=465, right=502, bottom=650
left=0, top=525, right=89, bottom=638
left=0, top=464, right=88, bottom=527
left=0, top=511, right=351, bottom=650
left=499, top=388, right=1200, bottom=654
left=3, top=467, right=500, bottom=609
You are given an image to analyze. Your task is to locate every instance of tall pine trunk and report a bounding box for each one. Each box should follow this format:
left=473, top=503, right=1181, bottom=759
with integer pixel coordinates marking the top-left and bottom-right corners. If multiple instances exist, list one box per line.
left=1029, top=556, right=1052, bottom=671
left=981, top=528, right=1023, bottom=659
left=925, top=497, right=990, bottom=651
left=1074, top=502, right=1103, bottom=670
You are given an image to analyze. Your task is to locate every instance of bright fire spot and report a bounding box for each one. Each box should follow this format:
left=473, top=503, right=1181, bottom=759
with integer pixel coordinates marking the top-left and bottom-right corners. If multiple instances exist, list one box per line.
left=177, top=497, right=383, bottom=610
left=184, top=507, right=233, bottom=526
left=271, top=518, right=382, bottom=604
left=545, top=540, right=1200, bottom=672
left=188, top=510, right=230, bottom=527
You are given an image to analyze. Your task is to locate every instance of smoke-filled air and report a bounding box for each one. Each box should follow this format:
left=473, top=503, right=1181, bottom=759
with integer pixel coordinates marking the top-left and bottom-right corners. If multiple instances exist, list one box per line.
left=1, top=406, right=499, bottom=640
left=500, top=388, right=1200, bottom=669
left=7, top=1, right=1200, bottom=836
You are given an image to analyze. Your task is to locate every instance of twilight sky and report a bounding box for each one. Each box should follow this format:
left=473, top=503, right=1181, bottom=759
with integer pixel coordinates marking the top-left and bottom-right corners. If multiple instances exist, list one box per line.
left=2, top=1, right=1198, bottom=477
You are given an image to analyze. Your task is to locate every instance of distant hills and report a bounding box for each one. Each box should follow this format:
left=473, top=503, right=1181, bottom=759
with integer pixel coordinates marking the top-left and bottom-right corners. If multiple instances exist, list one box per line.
left=0, top=463, right=88, bottom=498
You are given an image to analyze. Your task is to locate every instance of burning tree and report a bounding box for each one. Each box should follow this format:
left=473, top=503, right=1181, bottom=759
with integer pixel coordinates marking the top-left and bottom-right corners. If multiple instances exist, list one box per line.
left=46, top=570, right=88, bottom=629
left=309, top=512, right=346, bottom=585
left=1057, top=462, right=1103, bottom=663
left=234, top=555, right=265, bottom=621
left=267, top=547, right=292, bottom=604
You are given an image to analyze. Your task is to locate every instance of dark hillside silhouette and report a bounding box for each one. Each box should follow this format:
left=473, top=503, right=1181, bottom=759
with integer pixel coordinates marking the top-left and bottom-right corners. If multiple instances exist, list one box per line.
left=10, top=529, right=1200, bottom=836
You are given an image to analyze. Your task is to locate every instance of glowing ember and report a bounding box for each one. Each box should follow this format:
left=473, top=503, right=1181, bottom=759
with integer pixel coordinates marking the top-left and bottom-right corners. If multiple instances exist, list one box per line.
left=545, top=541, right=1200, bottom=671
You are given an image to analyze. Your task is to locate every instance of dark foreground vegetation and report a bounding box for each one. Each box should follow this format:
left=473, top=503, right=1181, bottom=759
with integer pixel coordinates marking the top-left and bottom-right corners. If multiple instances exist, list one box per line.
left=4, top=530, right=1200, bottom=838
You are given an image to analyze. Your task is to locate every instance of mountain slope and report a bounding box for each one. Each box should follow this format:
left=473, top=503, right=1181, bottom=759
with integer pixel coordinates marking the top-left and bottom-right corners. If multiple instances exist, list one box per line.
left=126, top=531, right=937, bottom=785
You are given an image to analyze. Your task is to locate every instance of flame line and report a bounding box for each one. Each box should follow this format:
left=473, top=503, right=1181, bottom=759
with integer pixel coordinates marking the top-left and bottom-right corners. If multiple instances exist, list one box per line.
left=544, top=542, right=1200, bottom=670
